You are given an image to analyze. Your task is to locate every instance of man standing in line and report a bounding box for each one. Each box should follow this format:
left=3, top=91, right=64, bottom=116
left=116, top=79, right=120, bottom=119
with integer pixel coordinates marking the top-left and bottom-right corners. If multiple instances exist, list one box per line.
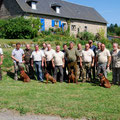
left=52, top=45, right=64, bottom=82
left=77, top=43, right=83, bottom=80
left=96, top=43, right=111, bottom=78
left=44, top=44, right=55, bottom=75
left=31, top=45, right=44, bottom=82
left=23, top=44, right=34, bottom=79
left=62, top=44, right=68, bottom=82
left=11, top=43, right=24, bottom=80
left=80, top=44, right=94, bottom=82
left=0, top=48, right=3, bottom=80
left=88, top=40, right=96, bottom=80
left=66, top=42, right=80, bottom=83
left=111, top=43, right=120, bottom=85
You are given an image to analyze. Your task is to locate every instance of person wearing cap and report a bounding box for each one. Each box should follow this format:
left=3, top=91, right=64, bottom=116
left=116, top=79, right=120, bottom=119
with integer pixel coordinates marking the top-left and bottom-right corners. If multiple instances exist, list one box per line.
left=96, top=43, right=111, bottom=78
left=88, top=40, right=96, bottom=81
left=11, top=43, right=25, bottom=80
left=80, top=44, right=94, bottom=82
left=66, top=42, right=80, bottom=83
left=111, top=43, right=120, bottom=85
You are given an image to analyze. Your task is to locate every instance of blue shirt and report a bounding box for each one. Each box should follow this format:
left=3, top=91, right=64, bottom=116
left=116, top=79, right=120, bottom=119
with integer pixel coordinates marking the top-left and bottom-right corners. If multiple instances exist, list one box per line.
left=90, top=45, right=96, bottom=53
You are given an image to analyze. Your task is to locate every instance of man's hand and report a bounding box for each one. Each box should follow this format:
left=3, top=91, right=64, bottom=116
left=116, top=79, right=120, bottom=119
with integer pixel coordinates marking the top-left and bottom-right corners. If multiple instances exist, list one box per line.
left=22, top=60, right=26, bottom=64
left=42, top=62, right=44, bottom=67
left=107, top=64, right=109, bottom=68
left=91, top=63, right=94, bottom=67
left=53, top=64, right=55, bottom=68
left=62, top=64, right=64, bottom=68
left=31, top=64, right=33, bottom=68
left=80, top=63, right=82, bottom=67
left=0, top=62, right=3, bottom=65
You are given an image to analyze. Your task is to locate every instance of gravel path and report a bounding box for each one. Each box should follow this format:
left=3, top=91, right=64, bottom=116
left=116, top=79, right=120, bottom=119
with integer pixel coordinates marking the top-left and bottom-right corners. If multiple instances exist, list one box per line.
left=0, top=109, right=85, bottom=120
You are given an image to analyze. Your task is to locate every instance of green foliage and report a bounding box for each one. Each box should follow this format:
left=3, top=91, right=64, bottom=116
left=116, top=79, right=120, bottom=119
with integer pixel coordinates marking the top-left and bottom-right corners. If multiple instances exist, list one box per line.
left=32, top=38, right=38, bottom=42
left=108, top=23, right=120, bottom=36
left=77, top=32, right=95, bottom=41
left=111, top=38, right=120, bottom=45
left=0, top=17, right=41, bottom=39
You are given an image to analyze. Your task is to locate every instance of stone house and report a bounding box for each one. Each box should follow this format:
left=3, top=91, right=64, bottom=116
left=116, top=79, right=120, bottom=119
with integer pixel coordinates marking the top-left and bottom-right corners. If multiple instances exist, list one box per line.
left=0, top=0, right=107, bottom=36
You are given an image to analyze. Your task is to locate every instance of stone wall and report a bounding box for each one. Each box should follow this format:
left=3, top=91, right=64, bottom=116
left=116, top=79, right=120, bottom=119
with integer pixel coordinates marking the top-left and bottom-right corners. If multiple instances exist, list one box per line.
left=70, top=19, right=107, bottom=37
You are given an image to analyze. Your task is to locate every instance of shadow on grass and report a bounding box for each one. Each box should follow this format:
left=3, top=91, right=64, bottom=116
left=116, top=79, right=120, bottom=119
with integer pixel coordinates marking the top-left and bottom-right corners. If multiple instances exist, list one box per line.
left=7, top=70, right=14, bottom=79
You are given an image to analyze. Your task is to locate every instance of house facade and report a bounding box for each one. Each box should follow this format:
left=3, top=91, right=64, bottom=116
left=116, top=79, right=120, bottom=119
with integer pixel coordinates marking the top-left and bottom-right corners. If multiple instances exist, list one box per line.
left=0, top=0, right=107, bottom=36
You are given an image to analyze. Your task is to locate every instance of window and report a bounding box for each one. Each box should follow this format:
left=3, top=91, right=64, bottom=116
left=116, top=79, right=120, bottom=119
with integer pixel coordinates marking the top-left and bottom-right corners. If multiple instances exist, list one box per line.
left=55, top=20, right=59, bottom=26
left=71, top=25, right=76, bottom=31
left=56, top=7, right=60, bottom=14
left=84, top=26, right=87, bottom=32
left=31, top=2, right=36, bottom=10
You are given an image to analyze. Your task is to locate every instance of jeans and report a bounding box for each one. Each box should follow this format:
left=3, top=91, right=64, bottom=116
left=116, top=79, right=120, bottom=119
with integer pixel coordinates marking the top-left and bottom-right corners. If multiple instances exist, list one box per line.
left=34, top=61, right=43, bottom=81
left=97, top=63, right=107, bottom=78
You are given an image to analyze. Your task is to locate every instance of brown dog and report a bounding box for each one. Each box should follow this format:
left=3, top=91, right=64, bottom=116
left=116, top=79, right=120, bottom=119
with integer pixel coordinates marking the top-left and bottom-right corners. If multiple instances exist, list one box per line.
left=68, top=69, right=76, bottom=83
left=20, top=67, right=31, bottom=82
left=98, top=73, right=111, bottom=88
left=44, top=71, right=56, bottom=84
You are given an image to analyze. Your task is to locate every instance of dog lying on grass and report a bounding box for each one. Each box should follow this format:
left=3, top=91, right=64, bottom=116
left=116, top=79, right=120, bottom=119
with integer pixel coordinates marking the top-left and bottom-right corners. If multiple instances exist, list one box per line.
left=20, top=67, right=31, bottom=82
left=44, top=71, right=56, bottom=84
left=98, top=73, right=111, bottom=88
left=68, top=69, right=76, bottom=83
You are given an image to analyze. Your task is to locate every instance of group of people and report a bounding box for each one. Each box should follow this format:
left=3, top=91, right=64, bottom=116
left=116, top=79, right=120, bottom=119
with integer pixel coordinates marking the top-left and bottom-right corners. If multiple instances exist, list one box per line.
left=0, top=40, right=120, bottom=85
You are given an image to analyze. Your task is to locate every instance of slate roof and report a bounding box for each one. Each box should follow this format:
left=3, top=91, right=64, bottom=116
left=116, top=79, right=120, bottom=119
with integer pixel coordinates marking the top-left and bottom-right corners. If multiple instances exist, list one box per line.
left=15, top=0, right=107, bottom=24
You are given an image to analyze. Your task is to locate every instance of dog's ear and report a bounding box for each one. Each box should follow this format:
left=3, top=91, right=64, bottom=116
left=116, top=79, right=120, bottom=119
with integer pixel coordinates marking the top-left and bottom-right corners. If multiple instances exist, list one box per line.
left=20, top=67, right=24, bottom=71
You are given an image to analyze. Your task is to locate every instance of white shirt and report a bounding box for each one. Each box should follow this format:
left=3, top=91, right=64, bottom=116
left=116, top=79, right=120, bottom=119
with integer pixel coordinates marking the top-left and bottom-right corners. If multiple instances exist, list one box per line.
left=0, top=48, right=3, bottom=55
left=53, top=51, right=64, bottom=66
left=45, top=49, right=55, bottom=61
left=81, top=49, right=94, bottom=62
left=31, top=50, right=45, bottom=61
left=97, top=48, right=111, bottom=63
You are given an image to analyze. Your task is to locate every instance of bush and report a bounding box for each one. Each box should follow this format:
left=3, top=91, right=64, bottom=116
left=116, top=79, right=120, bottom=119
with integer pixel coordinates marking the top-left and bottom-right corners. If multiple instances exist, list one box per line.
left=77, top=32, right=95, bottom=41
left=0, top=17, right=41, bottom=39
left=111, top=38, right=120, bottom=45
left=33, top=38, right=38, bottom=42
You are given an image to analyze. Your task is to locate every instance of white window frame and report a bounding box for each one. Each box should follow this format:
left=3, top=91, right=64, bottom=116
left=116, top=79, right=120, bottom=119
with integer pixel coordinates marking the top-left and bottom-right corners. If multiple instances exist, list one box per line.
left=56, top=7, right=60, bottom=14
left=31, top=2, right=37, bottom=10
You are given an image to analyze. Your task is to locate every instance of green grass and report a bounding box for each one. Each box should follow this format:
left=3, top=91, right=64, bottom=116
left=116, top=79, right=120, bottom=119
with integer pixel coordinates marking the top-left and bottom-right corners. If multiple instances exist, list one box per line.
left=0, top=72, right=120, bottom=119
left=0, top=44, right=120, bottom=119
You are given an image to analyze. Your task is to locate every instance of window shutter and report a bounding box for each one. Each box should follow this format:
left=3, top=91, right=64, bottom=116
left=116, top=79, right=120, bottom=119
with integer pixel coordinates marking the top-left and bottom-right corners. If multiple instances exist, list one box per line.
left=52, top=20, right=55, bottom=27
left=59, top=21, right=61, bottom=27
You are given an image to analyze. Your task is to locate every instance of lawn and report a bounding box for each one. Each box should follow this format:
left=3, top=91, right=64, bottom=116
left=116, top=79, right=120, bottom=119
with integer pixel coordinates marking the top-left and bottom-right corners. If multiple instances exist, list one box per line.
left=0, top=42, right=120, bottom=120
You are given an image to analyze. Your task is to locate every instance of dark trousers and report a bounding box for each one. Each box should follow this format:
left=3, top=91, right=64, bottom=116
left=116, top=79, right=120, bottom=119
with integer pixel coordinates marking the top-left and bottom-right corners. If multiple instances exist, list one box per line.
left=63, top=60, right=68, bottom=81
left=46, top=61, right=53, bottom=75
left=54, top=66, right=63, bottom=82
left=25, top=63, right=34, bottom=79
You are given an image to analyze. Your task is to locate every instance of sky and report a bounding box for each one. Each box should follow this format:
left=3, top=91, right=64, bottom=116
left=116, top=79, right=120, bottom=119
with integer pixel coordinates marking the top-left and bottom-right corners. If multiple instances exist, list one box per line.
left=64, top=0, right=120, bottom=26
